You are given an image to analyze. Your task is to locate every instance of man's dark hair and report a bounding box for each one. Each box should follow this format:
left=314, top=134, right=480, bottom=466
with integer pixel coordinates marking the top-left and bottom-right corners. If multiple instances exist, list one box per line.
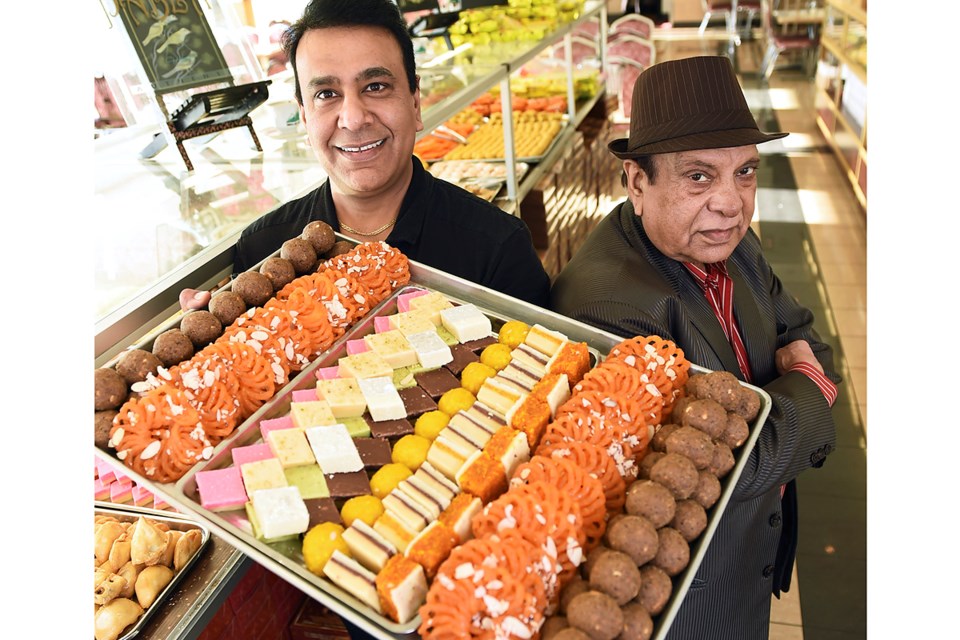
left=282, top=0, right=417, bottom=104
left=620, top=154, right=658, bottom=188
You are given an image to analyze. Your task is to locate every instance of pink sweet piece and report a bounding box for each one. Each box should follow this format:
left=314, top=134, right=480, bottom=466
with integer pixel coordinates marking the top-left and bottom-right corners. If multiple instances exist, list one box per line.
left=196, top=466, right=249, bottom=512
left=113, top=474, right=133, bottom=491
left=132, top=485, right=154, bottom=507
left=94, top=478, right=111, bottom=501
left=95, top=457, right=118, bottom=484
left=260, top=415, right=296, bottom=440
left=397, top=288, right=430, bottom=312
left=346, top=338, right=370, bottom=355
left=110, top=482, right=133, bottom=504
left=232, top=443, right=276, bottom=467
left=374, top=316, right=393, bottom=333
left=315, top=365, right=341, bottom=381
left=153, top=496, right=171, bottom=510
left=292, top=388, right=320, bottom=403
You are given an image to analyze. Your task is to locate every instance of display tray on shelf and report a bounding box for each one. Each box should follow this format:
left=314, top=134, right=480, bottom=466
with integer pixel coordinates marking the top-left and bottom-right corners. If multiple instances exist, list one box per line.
left=438, top=114, right=568, bottom=164
left=94, top=502, right=212, bottom=640
left=428, top=160, right=530, bottom=202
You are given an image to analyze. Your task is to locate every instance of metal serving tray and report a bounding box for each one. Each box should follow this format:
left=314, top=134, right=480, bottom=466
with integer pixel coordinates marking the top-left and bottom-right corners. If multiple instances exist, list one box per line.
left=94, top=502, right=212, bottom=640
left=94, top=253, right=771, bottom=640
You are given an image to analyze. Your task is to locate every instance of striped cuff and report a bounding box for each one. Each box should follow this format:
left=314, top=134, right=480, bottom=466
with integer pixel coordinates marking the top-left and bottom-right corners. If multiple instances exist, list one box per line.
left=788, top=362, right=838, bottom=407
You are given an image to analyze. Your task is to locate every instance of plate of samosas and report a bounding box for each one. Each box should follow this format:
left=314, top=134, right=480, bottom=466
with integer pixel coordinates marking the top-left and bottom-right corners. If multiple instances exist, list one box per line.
left=93, top=504, right=210, bottom=640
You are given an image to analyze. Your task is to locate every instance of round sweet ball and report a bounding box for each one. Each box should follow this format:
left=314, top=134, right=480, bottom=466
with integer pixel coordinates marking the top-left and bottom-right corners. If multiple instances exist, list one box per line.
left=733, top=386, right=761, bottom=422
left=685, top=373, right=706, bottom=398
left=624, top=479, right=676, bottom=529
left=231, top=271, right=274, bottom=308
left=606, top=514, right=658, bottom=567
left=280, top=237, right=318, bottom=274
left=180, top=310, right=223, bottom=348
left=550, top=628, right=591, bottom=640
left=115, top=348, right=162, bottom=385
left=671, top=499, right=708, bottom=542
left=566, top=591, right=624, bottom=640
left=636, top=565, right=672, bottom=616
left=559, top=576, right=591, bottom=615
left=208, top=290, right=247, bottom=327
left=95, top=367, right=128, bottom=411
left=650, top=423, right=680, bottom=453
left=259, top=256, right=297, bottom=292
left=95, top=410, right=118, bottom=449
left=619, top=603, right=654, bottom=640
left=580, top=544, right=612, bottom=581
left=691, top=470, right=722, bottom=510
left=722, top=412, right=750, bottom=449
left=637, top=451, right=665, bottom=480
left=152, top=328, right=195, bottom=368
left=302, top=220, right=336, bottom=255
left=650, top=453, right=700, bottom=500
left=680, top=398, right=727, bottom=439
left=588, top=549, right=641, bottom=605
left=541, top=616, right=571, bottom=640
left=669, top=395, right=694, bottom=422
left=324, top=240, right=354, bottom=259
left=665, top=426, right=716, bottom=470
left=708, top=442, right=736, bottom=479
left=697, top=370, right=742, bottom=411
left=653, top=527, right=690, bottom=576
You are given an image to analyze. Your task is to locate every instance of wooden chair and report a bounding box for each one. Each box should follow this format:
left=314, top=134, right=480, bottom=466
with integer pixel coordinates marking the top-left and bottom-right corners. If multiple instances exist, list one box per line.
left=759, top=0, right=822, bottom=80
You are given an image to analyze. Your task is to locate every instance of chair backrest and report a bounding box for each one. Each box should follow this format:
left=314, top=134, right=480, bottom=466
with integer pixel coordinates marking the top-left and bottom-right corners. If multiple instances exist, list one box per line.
left=764, top=0, right=823, bottom=41
left=607, top=33, right=656, bottom=68
left=551, top=36, right=601, bottom=65
left=573, top=17, right=601, bottom=40
left=610, top=13, right=656, bottom=40
left=606, top=55, right=645, bottom=119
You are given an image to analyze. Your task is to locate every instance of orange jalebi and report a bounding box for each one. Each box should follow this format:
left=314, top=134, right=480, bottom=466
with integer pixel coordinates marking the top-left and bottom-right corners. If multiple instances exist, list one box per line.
left=535, top=440, right=627, bottom=514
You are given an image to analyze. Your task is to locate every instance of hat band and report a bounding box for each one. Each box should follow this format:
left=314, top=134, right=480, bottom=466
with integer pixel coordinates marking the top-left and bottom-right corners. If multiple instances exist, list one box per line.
left=628, top=109, right=762, bottom=152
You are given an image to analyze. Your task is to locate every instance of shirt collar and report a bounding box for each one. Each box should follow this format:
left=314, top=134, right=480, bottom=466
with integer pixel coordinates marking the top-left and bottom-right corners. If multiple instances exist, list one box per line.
left=682, top=260, right=730, bottom=291
left=384, top=157, right=430, bottom=248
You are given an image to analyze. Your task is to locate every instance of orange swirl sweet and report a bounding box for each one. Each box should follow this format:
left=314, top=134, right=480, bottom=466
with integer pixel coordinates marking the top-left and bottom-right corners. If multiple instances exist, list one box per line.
left=198, top=341, right=282, bottom=419
left=266, top=291, right=336, bottom=358
left=554, top=389, right=651, bottom=461
left=317, top=266, right=370, bottom=332
left=324, top=241, right=411, bottom=306
left=539, top=413, right=641, bottom=481
left=220, top=306, right=313, bottom=375
left=608, top=334, right=691, bottom=398
left=167, top=355, right=243, bottom=440
left=275, top=270, right=338, bottom=303
left=510, top=455, right=607, bottom=553
left=574, top=359, right=666, bottom=427
left=109, top=384, right=212, bottom=483
left=535, top=441, right=627, bottom=514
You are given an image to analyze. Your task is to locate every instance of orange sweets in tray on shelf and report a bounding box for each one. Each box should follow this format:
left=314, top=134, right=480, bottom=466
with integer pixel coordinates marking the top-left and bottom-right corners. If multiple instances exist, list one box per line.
left=101, top=230, right=411, bottom=484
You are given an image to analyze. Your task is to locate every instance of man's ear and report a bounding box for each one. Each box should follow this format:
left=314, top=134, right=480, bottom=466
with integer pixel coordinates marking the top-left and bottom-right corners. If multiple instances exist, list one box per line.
left=622, top=159, right=647, bottom=215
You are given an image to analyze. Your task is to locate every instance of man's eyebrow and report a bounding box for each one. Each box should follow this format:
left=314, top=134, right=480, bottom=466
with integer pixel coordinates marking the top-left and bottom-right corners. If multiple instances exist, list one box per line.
left=357, top=66, right=396, bottom=82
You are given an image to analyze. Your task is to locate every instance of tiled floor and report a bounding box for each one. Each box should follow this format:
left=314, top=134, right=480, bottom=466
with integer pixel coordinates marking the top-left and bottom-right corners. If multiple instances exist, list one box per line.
left=647, top=33, right=868, bottom=640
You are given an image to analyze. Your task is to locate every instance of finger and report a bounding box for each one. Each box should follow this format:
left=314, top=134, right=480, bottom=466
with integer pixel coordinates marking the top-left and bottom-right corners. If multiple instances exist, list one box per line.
left=179, top=289, right=211, bottom=311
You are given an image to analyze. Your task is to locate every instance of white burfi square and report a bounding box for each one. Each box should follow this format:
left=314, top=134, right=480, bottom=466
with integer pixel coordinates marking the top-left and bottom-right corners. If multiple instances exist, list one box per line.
left=315, top=378, right=367, bottom=418
left=364, top=330, right=418, bottom=368
left=407, top=291, right=453, bottom=325
left=338, top=351, right=394, bottom=379
left=290, top=400, right=337, bottom=429
left=439, top=304, right=492, bottom=343
left=357, top=376, right=407, bottom=422
left=239, top=458, right=288, bottom=495
left=405, top=330, right=453, bottom=369
left=266, top=428, right=317, bottom=468
left=250, top=486, right=310, bottom=539
left=388, top=311, right=437, bottom=337
left=304, top=423, right=364, bottom=474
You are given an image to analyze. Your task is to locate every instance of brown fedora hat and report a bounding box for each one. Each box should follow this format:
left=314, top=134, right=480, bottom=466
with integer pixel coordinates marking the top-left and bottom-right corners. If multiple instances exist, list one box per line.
left=609, top=56, right=787, bottom=159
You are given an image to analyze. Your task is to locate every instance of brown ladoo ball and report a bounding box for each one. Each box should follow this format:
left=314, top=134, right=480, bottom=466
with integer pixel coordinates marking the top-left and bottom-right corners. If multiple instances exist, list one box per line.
left=95, top=367, right=128, bottom=411
left=95, top=410, right=118, bottom=449
left=580, top=545, right=612, bottom=581
left=115, top=348, right=162, bottom=385
left=208, top=290, right=247, bottom=327
left=541, top=616, right=572, bottom=639
left=588, top=550, right=642, bottom=605
left=566, top=591, right=625, bottom=640
left=653, top=527, right=690, bottom=576
left=636, top=565, right=672, bottom=615
left=671, top=499, right=708, bottom=542
left=733, top=387, right=762, bottom=421
left=708, top=442, right=736, bottom=479
left=650, top=423, right=680, bottom=453
left=619, top=603, right=654, bottom=640
left=325, top=239, right=354, bottom=258
left=280, top=237, right=318, bottom=274
left=152, top=328, right=195, bottom=368
left=665, top=426, right=716, bottom=470
left=624, top=479, right=676, bottom=529
left=302, top=220, right=336, bottom=255
left=680, top=398, right=727, bottom=439
left=550, top=628, right=591, bottom=640
left=231, top=271, right=274, bottom=308
left=722, top=412, right=751, bottom=449
left=606, top=514, right=659, bottom=567
left=649, top=453, right=699, bottom=500
left=259, top=257, right=297, bottom=292
left=697, top=370, right=742, bottom=411
left=180, top=310, right=223, bottom=348
left=637, top=451, right=665, bottom=480
left=691, top=469, right=722, bottom=510
left=560, top=576, right=591, bottom=615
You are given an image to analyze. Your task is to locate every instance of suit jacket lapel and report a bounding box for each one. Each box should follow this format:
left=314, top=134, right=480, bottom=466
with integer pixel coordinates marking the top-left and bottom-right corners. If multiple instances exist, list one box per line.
left=728, top=252, right=776, bottom=384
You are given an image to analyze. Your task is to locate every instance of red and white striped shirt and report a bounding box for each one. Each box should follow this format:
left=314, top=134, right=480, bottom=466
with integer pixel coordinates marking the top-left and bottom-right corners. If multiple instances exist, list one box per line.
left=682, top=261, right=838, bottom=407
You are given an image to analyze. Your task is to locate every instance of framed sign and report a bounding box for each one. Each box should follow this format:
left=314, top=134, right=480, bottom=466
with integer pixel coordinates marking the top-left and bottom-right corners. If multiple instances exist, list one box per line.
left=113, top=0, right=233, bottom=93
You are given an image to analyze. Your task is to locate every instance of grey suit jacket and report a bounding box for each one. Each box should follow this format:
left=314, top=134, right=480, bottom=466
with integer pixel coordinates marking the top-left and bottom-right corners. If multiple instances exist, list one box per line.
left=550, top=201, right=839, bottom=640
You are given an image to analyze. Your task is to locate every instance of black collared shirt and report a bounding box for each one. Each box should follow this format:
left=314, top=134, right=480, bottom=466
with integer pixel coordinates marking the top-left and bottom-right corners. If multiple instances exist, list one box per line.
left=234, top=158, right=550, bottom=308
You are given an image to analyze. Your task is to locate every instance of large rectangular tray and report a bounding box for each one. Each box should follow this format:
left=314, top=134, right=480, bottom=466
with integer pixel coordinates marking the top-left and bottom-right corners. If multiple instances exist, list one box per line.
left=94, top=502, right=212, bottom=640
left=95, top=256, right=771, bottom=640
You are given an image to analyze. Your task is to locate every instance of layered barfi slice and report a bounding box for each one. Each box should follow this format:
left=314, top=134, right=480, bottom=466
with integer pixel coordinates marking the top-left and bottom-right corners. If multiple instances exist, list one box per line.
left=323, top=550, right=383, bottom=614
left=376, top=554, right=428, bottom=624
left=342, top=519, right=397, bottom=573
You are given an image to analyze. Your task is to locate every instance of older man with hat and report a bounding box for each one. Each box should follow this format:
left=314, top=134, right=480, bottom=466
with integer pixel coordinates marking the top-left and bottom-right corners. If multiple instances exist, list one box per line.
left=551, top=56, right=840, bottom=638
